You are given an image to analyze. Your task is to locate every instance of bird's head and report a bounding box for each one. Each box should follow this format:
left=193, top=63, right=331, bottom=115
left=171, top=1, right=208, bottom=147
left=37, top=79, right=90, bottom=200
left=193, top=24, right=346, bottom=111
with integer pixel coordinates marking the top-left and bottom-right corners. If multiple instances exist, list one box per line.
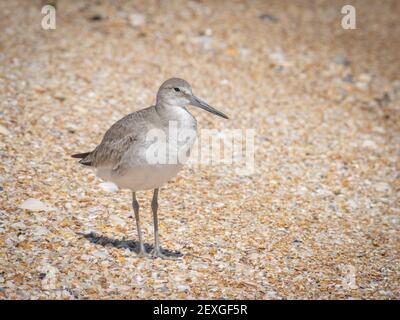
left=156, top=78, right=228, bottom=119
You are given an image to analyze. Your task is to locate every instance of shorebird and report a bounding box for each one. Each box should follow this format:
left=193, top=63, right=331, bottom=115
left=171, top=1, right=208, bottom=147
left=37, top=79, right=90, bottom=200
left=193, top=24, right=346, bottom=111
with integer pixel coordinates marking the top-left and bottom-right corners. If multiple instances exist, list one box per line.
left=72, top=78, right=228, bottom=259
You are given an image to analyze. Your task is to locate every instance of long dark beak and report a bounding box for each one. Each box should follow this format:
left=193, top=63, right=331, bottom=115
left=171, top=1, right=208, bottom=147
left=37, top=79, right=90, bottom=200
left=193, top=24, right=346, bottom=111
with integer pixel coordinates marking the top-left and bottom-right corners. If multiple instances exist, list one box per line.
left=190, top=95, right=229, bottom=119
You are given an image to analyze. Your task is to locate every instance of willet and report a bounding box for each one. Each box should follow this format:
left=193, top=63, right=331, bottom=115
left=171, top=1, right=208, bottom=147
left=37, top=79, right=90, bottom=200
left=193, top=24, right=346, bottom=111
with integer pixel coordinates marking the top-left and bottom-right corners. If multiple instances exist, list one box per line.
left=72, top=78, right=228, bottom=259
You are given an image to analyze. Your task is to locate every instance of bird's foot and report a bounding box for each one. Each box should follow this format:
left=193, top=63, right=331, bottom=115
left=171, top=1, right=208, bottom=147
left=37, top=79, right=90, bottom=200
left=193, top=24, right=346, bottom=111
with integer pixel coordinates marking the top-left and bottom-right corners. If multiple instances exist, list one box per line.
left=137, top=247, right=150, bottom=258
left=151, top=248, right=182, bottom=260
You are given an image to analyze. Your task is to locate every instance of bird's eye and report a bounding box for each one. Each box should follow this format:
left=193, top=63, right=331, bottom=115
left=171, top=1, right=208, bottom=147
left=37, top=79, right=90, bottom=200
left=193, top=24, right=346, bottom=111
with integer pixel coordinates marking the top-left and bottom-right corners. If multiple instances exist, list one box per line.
left=173, top=87, right=180, bottom=92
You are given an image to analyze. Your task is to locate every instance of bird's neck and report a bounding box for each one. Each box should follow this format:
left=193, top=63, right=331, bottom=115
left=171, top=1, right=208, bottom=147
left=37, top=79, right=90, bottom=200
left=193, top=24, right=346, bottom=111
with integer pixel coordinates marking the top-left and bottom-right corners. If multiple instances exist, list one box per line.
left=155, top=103, right=194, bottom=125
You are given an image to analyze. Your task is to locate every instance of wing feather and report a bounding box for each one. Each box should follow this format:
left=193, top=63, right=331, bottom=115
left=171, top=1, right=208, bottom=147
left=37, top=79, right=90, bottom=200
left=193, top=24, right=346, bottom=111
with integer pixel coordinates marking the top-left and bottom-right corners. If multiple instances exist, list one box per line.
left=73, top=106, right=158, bottom=169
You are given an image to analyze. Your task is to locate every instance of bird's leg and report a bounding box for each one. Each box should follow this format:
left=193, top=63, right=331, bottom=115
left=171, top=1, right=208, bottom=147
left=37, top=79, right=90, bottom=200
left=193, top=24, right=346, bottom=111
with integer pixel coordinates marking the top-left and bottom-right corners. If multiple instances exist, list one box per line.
left=150, top=188, right=170, bottom=259
left=151, top=188, right=163, bottom=257
left=132, top=192, right=148, bottom=257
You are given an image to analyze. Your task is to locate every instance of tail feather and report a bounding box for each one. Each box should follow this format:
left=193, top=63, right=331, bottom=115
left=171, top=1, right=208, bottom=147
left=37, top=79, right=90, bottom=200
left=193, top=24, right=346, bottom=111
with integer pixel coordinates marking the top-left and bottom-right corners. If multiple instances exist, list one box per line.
left=71, top=152, right=92, bottom=166
left=72, top=152, right=91, bottom=159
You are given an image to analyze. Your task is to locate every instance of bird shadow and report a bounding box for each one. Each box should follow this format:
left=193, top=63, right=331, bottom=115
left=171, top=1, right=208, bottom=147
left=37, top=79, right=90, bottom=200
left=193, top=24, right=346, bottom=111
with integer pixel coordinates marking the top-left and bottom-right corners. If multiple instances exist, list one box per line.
left=80, top=232, right=184, bottom=258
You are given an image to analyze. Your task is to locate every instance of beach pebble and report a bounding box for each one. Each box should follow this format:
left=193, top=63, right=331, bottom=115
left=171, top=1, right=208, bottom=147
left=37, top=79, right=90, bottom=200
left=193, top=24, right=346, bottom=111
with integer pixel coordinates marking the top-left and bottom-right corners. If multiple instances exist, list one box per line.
left=19, top=199, right=57, bottom=212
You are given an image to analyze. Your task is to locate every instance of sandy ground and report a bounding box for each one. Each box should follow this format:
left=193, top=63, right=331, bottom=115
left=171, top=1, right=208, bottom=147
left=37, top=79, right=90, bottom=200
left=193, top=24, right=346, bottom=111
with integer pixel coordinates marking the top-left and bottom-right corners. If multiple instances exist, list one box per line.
left=0, top=0, right=399, bottom=299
